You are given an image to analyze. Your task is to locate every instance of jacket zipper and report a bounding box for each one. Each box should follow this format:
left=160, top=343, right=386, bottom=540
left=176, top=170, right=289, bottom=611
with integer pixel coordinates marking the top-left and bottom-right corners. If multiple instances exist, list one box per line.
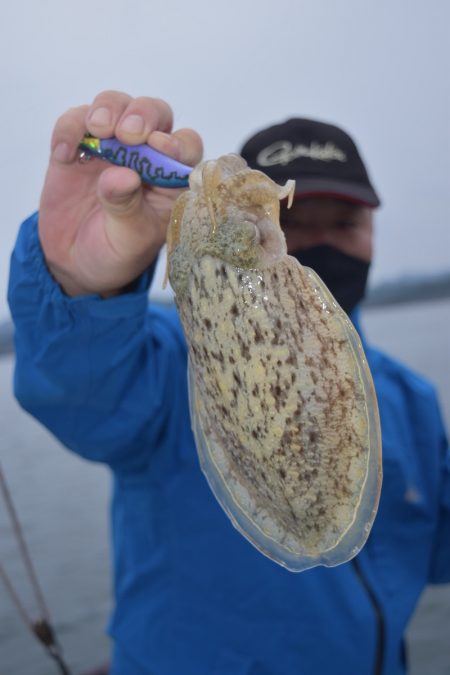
left=352, top=558, right=385, bottom=675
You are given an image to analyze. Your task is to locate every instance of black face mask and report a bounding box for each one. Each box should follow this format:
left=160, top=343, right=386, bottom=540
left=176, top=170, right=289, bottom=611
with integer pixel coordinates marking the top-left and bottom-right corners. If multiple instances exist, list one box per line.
left=291, top=245, right=370, bottom=316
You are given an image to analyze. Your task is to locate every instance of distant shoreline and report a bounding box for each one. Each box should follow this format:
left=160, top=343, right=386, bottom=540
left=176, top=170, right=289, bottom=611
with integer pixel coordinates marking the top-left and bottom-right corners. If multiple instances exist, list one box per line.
left=363, top=272, right=450, bottom=308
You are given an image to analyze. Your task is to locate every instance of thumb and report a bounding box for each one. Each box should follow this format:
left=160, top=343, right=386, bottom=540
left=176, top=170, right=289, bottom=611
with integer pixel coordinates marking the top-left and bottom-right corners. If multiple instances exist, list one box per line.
left=95, top=165, right=163, bottom=263
left=97, top=165, right=144, bottom=221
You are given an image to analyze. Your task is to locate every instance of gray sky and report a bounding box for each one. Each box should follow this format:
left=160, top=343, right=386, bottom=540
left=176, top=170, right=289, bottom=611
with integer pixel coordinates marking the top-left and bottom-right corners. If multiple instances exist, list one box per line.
left=1, top=0, right=449, bottom=317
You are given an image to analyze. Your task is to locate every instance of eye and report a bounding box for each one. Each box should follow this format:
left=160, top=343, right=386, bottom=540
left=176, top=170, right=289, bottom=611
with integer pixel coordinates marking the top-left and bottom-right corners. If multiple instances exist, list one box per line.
left=251, top=224, right=261, bottom=244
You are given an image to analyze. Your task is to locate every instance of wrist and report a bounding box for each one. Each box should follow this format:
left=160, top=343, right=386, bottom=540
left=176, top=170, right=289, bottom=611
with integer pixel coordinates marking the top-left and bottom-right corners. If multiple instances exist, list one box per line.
left=45, top=256, right=157, bottom=299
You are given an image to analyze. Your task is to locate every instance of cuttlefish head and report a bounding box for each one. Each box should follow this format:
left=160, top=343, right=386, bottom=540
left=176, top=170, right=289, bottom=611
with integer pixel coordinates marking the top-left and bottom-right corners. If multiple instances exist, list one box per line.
left=165, top=154, right=295, bottom=288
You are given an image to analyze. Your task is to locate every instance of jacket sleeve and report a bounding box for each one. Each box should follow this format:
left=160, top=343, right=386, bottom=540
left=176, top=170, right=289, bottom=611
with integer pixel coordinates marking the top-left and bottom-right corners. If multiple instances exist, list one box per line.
left=429, top=394, right=450, bottom=583
left=8, top=212, right=187, bottom=474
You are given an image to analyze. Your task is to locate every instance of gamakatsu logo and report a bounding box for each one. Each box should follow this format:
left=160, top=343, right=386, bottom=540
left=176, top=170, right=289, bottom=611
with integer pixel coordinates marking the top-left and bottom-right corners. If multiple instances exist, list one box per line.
left=257, top=141, right=347, bottom=166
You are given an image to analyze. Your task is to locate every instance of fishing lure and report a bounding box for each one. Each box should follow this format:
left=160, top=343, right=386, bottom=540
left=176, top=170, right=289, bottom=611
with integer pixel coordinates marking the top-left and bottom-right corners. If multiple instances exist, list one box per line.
left=166, top=154, right=382, bottom=572
left=78, top=135, right=192, bottom=188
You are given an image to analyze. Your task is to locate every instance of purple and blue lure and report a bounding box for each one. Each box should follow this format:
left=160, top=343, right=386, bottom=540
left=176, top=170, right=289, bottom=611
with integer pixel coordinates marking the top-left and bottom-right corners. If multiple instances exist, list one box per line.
left=78, top=135, right=192, bottom=188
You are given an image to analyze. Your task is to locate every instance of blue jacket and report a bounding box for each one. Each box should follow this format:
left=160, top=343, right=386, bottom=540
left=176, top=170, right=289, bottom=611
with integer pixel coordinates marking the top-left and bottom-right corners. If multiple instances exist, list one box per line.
left=8, top=213, right=450, bottom=675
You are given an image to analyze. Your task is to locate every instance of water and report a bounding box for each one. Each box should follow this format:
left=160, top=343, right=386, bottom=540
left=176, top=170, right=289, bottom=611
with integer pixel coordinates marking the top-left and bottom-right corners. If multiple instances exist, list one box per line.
left=361, top=298, right=450, bottom=427
left=0, top=363, right=111, bottom=675
left=1, top=299, right=449, bottom=675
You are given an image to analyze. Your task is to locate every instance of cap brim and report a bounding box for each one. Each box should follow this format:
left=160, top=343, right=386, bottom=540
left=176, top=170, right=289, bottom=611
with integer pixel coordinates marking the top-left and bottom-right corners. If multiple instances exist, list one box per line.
left=292, top=178, right=381, bottom=207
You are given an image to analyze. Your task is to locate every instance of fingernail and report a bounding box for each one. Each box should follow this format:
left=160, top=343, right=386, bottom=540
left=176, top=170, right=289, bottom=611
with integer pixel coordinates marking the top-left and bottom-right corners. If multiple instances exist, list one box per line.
left=150, top=131, right=181, bottom=159
left=120, top=114, right=145, bottom=134
left=52, top=142, right=72, bottom=162
left=168, top=135, right=181, bottom=157
left=89, top=106, right=111, bottom=127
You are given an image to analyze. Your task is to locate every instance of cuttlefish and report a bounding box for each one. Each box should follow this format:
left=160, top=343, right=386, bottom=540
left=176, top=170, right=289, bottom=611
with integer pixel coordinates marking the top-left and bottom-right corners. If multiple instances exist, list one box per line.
left=166, top=154, right=382, bottom=572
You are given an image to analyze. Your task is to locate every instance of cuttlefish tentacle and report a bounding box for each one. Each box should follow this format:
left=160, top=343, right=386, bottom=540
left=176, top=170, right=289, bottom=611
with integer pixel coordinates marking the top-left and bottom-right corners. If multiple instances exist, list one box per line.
left=201, top=160, right=223, bottom=236
left=163, top=190, right=190, bottom=288
left=278, top=179, right=296, bottom=208
left=218, top=171, right=295, bottom=217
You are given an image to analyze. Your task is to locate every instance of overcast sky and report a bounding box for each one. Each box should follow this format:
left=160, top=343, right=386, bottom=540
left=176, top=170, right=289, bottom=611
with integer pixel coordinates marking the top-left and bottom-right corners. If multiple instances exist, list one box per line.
left=1, top=0, right=449, bottom=317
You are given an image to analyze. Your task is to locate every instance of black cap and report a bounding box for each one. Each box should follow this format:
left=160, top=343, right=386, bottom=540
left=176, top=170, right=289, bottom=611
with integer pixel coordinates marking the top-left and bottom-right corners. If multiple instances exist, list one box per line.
left=239, top=118, right=381, bottom=207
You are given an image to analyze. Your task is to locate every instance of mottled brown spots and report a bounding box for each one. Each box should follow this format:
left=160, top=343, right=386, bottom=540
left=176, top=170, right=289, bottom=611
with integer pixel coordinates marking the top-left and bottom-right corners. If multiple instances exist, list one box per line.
left=240, top=341, right=251, bottom=361
left=236, top=333, right=251, bottom=361
left=293, top=402, right=302, bottom=417
left=254, top=324, right=264, bottom=343
left=336, top=384, right=346, bottom=398
left=172, top=244, right=379, bottom=569
left=211, top=350, right=224, bottom=364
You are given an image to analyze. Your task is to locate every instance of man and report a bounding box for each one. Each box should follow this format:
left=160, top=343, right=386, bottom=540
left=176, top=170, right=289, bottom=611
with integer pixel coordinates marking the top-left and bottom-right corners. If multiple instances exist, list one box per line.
left=8, top=92, right=450, bottom=675
left=240, top=118, right=375, bottom=318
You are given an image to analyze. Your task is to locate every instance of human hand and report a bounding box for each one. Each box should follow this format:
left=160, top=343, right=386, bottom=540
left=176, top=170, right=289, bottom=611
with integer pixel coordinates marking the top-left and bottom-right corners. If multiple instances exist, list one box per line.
left=39, top=90, right=203, bottom=297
